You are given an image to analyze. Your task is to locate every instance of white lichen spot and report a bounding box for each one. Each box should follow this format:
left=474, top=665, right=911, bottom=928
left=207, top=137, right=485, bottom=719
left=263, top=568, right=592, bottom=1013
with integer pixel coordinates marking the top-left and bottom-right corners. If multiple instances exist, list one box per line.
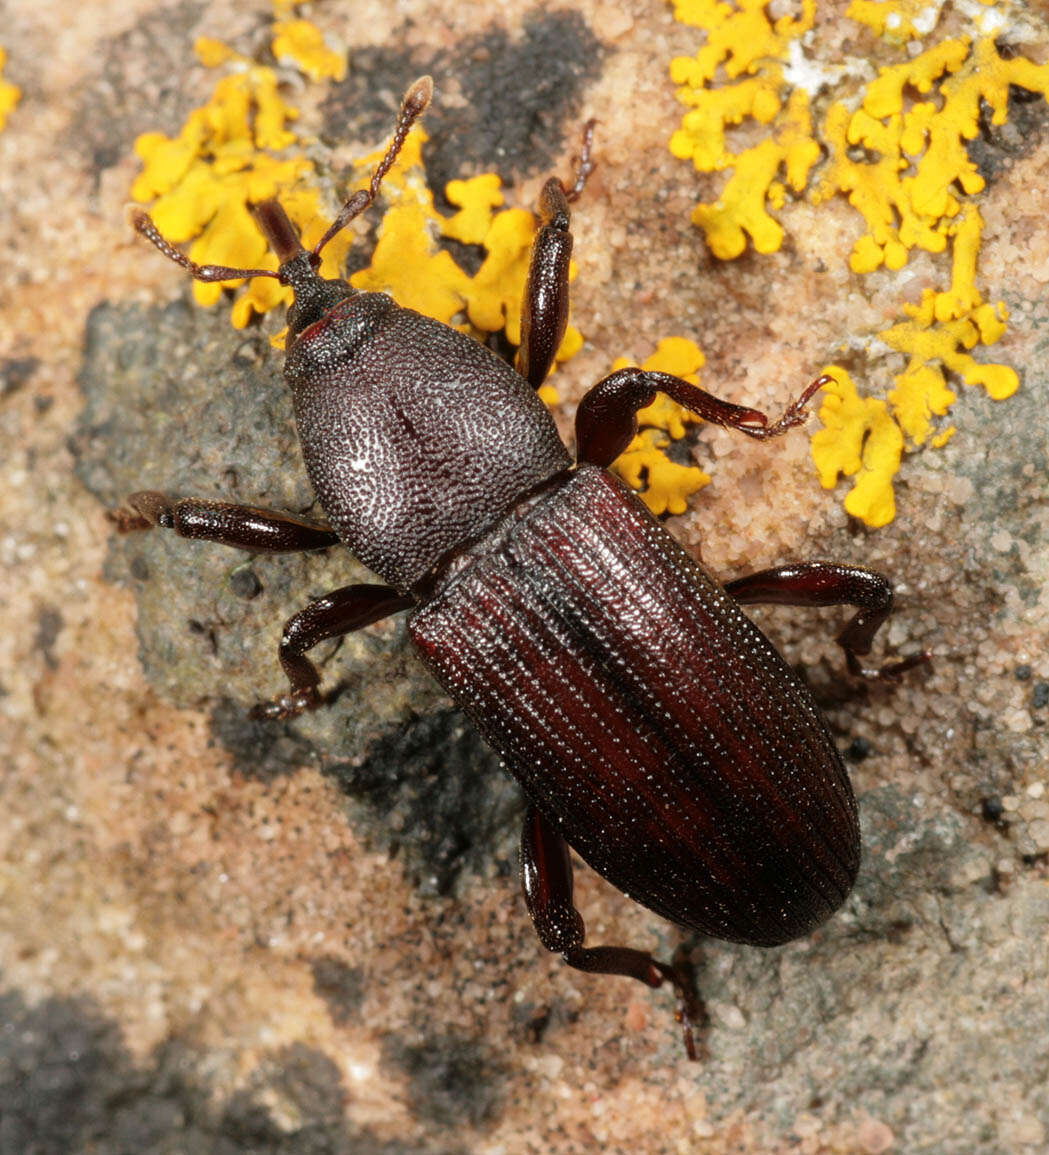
left=911, top=4, right=944, bottom=36
left=782, top=37, right=840, bottom=95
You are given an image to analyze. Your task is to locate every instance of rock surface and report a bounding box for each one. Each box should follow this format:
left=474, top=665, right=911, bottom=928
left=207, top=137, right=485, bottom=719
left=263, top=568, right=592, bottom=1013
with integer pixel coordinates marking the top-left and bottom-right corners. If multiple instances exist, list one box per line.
left=1, top=2, right=1047, bottom=1153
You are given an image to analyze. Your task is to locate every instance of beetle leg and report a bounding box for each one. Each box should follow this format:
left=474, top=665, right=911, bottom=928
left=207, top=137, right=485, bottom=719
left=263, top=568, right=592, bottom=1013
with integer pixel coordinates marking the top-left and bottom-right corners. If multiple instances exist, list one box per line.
left=110, top=491, right=341, bottom=553
left=515, top=120, right=596, bottom=390
left=725, top=562, right=930, bottom=679
left=256, top=584, right=413, bottom=719
left=575, top=367, right=829, bottom=468
left=521, top=804, right=703, bottom=1060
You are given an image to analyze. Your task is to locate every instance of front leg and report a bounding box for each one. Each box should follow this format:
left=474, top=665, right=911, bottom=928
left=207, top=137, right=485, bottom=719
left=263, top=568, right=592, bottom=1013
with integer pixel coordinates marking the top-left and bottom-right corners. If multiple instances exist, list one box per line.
left=575, top=368, right=827, bottom=468
left=112, top=493, right=411, bottom=715
left=257, top=584, right=413, bottom=719
left=515, top=120, right=595, bottom=389
left=521, top=804, right=703, bottom=1060
left=111, top=491, right=340, bottom=553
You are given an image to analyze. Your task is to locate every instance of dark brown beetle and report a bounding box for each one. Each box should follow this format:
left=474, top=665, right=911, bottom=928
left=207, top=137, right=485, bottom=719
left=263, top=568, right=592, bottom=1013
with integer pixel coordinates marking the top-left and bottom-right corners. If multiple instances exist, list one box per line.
left=117, top=77, right=920, bottom=1058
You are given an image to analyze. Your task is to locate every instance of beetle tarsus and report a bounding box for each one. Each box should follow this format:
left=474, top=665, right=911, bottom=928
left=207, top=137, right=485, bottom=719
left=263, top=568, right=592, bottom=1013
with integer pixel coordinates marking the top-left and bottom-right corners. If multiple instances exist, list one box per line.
left=650, top=954, right=705, bottom=1062
left=845, top=648, right=932, bottom=681
left=520, top=805, right=705, bottom=1059
left=563, top=118, right=597, bottom=203
left=727, top=372, right=830, bottom=440
left=252, top=686, right=322, bottom=721
left=108, top=505, right=155, bottom=533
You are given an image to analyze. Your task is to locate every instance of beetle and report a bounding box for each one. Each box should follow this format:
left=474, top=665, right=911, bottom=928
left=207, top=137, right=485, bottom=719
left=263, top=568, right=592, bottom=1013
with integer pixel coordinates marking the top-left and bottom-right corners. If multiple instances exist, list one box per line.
left=116, top=76, right=920, bottom=1058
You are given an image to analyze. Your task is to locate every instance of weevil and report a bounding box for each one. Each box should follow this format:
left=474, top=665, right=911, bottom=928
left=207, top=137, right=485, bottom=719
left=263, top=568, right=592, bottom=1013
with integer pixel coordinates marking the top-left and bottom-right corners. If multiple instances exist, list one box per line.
left=116, top=77, right=922, bottom=1058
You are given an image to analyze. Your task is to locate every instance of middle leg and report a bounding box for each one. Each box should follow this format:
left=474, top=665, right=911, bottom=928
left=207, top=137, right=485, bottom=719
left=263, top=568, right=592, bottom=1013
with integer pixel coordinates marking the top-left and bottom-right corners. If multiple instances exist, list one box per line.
left=256, top=583, right=413, bottom=719
left=725, top=562, right=929, bottom=678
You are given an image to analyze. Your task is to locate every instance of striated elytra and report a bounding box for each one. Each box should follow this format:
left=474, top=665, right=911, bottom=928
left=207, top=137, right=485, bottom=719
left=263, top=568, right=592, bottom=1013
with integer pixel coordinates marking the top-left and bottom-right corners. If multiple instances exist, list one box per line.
left=117, top=77, right=921, bottom=1059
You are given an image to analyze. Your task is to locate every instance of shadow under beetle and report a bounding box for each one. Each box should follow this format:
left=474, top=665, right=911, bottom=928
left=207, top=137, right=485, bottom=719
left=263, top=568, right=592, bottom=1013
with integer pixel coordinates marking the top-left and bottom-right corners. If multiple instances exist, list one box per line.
left=117, top=77, right=921, bottom=1059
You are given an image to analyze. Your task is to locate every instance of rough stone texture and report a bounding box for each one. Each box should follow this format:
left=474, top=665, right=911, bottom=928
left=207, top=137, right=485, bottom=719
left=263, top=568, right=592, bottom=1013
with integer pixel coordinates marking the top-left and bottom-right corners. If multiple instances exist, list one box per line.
left=1, top=2, right=1048, bottom=1153
left=321, top=9, right=607, bottom=197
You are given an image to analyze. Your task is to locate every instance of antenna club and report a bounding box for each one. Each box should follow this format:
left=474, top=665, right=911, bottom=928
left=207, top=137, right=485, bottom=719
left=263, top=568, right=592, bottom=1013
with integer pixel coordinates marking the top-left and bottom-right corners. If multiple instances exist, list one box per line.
left=406, top=75, right=434, bottom=117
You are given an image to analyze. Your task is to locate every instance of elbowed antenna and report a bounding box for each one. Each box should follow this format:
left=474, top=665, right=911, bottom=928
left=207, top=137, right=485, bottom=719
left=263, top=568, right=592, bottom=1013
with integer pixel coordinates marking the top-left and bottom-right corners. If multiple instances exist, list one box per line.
left=131, top=77, right=435, bottom=282
left=310, top=75, right=434, bottom=259
left=130, top=208, right=282, bottom=284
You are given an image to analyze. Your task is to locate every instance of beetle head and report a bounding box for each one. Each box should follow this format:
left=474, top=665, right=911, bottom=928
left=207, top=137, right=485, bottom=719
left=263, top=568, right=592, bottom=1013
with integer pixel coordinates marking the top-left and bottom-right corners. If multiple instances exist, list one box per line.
left=251, top=201, right=354, bottom=344
left=130, top=77, right=433, bottom=347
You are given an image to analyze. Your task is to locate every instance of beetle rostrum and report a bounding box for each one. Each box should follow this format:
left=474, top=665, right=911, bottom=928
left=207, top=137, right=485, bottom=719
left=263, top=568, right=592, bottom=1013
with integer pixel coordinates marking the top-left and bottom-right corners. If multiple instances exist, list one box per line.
left=117, top=75, right=922, bottom=1060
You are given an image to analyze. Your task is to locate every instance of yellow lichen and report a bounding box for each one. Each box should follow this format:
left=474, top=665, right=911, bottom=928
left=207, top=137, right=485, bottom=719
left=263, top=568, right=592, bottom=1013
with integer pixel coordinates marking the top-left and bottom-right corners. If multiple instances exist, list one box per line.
left=442, top=174, right=505, bottom=244
left=668, top=0, right=1046, bottom=524
left=609, top=338, right=711, bottom=515
left=811, top=367, right=902, bottom=528
left=669, top=74, right=782, bottom=174
left=271, top=19, right=346, bottom=81
left=848, top=0, right=947, bottom=43
left=348, top=131, right=474, bottom=322
left=671, top=0, right=815, bottom=83
left=668, top=0, right=817, bottom=256
left=881, top=290, right=1017, bottom=430
left=817, top=35, right=1049, bottom=275
left=687, top=89, right=821, bottom=257
left=0, top=46, right=21, bottom=132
